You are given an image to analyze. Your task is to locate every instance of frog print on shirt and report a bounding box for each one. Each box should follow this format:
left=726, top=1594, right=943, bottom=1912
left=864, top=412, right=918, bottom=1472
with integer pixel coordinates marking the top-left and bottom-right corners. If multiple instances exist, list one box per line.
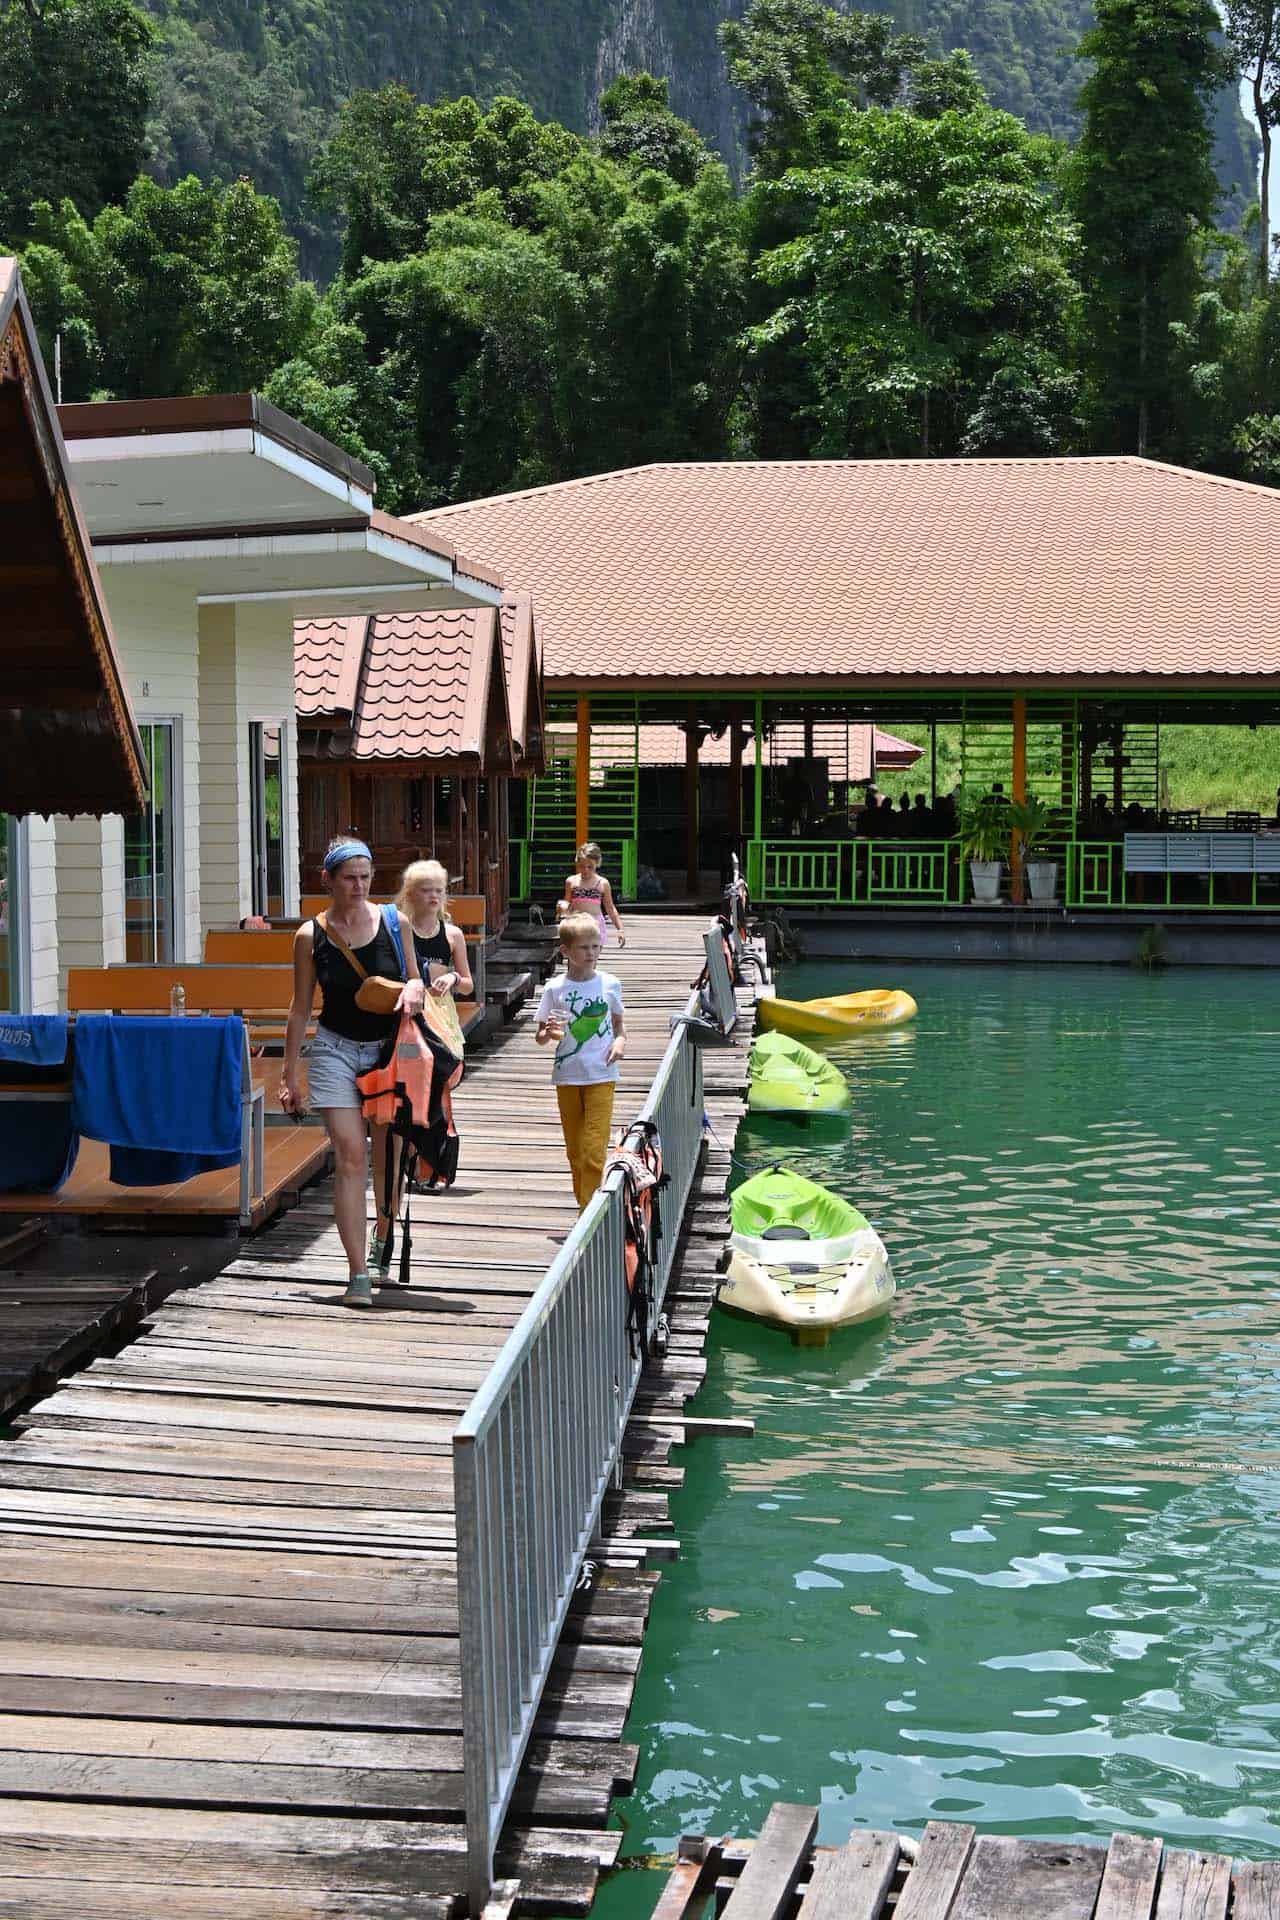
left=555, top=984, right=611, bottom=1067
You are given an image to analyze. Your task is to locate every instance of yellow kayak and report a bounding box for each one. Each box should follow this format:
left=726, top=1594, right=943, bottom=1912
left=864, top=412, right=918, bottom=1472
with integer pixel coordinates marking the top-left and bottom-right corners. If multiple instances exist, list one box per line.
left=759, top=989, right=918, bottom=1039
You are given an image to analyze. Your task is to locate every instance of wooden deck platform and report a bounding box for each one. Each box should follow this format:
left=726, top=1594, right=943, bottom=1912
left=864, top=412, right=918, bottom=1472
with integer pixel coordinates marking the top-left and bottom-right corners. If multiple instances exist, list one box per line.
left=656, top=1803, right=1279, bottom=1920
left=0, top=1272, right=152, bottom=1419
left=0, top=1127, right=332, bottom=1231
left=0, top=915, right=759, bottom=1917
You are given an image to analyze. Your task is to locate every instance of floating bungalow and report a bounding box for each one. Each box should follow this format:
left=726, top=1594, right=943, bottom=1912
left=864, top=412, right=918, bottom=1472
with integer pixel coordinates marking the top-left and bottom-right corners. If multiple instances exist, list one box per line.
left=295, top=592, right=544, bottom=934
left=1, top=344, right=504, bottom=1017
left=411, top=458, right=1280, bottom=956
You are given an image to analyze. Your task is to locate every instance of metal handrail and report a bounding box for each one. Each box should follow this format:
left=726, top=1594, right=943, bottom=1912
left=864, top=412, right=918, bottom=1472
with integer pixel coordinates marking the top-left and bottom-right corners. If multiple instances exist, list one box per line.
left=703, top=926, right=738, bottom=1034
left=453, top=999, right=706, bottom=1912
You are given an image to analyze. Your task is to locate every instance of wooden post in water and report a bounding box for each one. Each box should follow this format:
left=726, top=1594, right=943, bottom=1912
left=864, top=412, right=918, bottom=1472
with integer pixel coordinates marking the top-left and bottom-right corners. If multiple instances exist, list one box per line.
left=1011, top=695, right=1027, bottom=904
left=575, top=697, right=591, bottom=853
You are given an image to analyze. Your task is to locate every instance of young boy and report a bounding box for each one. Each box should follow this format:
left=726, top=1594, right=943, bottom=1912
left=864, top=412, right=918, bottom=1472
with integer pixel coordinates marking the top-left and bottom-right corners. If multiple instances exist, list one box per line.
left=536, top=912, right=626, bottom=1210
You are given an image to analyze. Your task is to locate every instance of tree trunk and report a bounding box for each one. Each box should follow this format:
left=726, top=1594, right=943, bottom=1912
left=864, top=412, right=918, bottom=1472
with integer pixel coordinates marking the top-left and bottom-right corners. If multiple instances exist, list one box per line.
left=1137, top=261, right=1149, bottom=458
left=1256, top=37, right=1273, bottom=286
left=913, top=248, right=930, bottom=456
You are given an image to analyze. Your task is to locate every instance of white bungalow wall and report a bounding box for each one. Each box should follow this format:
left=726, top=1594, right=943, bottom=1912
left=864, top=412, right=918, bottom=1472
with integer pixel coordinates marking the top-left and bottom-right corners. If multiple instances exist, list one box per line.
left=197, top=600, right=300, bottom=929
left=45, top=565, right=199, bottom=991
left=22, top=815, right=59, bottom=1014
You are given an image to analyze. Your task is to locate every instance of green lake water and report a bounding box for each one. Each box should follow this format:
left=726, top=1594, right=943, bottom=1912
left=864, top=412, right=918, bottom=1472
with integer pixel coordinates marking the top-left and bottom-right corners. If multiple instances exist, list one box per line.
left=599, top=961, right=1280, bottom=1915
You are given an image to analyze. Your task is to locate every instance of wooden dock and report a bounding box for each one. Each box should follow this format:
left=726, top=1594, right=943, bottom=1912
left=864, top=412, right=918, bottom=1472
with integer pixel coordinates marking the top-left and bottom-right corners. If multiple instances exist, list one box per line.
left=0, top=1126, right=332, bottom=1233
left=0, top=1271, right=152, bottom=1420
left=655, top=1803, right=1280, bottom=1920
left=0, top=914, right=758, bottom=1917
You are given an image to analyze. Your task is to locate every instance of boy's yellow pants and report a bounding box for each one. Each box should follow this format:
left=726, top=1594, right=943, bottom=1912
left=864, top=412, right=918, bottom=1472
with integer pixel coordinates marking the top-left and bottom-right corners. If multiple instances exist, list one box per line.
left=556, top=1082, right=616, bottom=1210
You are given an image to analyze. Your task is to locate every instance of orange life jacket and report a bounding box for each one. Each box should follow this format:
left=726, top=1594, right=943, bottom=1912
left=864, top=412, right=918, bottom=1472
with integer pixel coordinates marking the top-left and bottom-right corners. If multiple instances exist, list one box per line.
left=356, top=1005, right=463, bottom=1285
left=605, top=1118, right=667, bottom=1356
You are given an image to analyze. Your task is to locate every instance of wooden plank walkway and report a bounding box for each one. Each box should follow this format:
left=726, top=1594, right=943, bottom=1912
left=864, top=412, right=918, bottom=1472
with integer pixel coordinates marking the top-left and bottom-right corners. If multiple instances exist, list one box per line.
left=0, top=913, right=757, bottom=1917
left=0, top=1272, right=152, bottom=1419
left=656, top=1804, right=1280, bottom=1920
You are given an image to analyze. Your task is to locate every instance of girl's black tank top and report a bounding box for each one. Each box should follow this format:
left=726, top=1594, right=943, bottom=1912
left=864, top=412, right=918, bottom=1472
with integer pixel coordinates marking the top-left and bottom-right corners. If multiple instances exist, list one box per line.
left=412, top=921, right=453, bottom=970
left=312, top=912, right=403, bottom=1042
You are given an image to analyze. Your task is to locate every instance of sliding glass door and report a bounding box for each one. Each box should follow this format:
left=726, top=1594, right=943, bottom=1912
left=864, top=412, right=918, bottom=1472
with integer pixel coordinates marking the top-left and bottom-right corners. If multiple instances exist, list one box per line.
left=249, top=721, right=285, bottom=918
left=124, top=722, right=177, bottom=962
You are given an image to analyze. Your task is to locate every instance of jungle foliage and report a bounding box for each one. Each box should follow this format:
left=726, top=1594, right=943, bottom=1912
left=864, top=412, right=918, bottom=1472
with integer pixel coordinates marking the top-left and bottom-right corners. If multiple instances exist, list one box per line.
left=2, top=0, right=1278, bottom=513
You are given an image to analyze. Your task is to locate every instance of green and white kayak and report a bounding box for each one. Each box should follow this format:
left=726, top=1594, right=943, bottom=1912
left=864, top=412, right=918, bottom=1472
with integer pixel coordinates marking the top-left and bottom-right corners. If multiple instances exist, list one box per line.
left=748, top=1031, right=851, bottom=1116
left=721, top=1167, right=894, bottom=1344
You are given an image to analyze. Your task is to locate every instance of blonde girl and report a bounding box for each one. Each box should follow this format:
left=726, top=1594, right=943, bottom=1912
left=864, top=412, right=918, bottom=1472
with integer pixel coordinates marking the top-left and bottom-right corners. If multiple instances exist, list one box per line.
left=397, top=859, right=473, bottom=1055
left=556, top=842, right=626, bottom=947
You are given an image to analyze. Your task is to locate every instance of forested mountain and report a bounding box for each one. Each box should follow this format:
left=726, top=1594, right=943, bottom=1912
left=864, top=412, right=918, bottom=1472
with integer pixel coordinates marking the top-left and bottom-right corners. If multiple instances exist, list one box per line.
left=141, top=0, right=1257, bottom=263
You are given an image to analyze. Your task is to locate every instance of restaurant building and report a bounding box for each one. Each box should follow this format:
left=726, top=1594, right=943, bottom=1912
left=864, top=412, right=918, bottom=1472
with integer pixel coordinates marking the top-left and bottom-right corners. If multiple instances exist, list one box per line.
left=411, top=457, right=1280, bottom=950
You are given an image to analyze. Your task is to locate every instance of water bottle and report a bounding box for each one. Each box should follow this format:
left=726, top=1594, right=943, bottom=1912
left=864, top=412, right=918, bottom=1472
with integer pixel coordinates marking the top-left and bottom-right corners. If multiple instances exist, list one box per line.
left=170, top=982, right=186, bottom=1018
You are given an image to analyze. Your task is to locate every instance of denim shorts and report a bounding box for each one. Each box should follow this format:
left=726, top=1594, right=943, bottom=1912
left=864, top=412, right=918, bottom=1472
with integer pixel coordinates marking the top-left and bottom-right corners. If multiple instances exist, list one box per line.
left=306, top=1025, right=386, bottom=1110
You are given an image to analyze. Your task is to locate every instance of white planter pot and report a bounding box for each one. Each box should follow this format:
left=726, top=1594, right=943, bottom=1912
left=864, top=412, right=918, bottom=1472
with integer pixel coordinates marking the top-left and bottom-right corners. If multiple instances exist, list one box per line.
left=1026, top=859, right=1059, bottom=905
left=969, top=860, right=1002, bottom=904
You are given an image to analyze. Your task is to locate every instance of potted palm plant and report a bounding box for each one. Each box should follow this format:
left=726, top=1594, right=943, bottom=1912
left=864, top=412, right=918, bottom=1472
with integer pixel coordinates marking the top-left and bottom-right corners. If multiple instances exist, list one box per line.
left=1010, top=795, right=1059, bottom=904
left=958, top=794, right=1007, bottom=904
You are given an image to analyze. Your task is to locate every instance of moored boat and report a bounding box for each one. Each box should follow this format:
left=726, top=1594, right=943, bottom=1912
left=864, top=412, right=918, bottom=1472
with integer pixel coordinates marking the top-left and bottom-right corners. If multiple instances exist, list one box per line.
left=721, top=1166, right=894, bottom=1345
left=748, top=1031, right=851, bottom=1116
left=758, top=988, right=917, bottom=1040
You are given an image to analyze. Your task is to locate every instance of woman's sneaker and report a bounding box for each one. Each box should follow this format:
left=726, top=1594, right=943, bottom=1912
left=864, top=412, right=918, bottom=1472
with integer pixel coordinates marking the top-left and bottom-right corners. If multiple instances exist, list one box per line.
left=341, top=1271, right=374, bottom=1310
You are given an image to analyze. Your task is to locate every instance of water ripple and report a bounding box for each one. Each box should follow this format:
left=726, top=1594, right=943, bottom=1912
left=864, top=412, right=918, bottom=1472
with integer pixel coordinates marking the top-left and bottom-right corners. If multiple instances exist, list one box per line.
left=616, top=964, right=1280, bottom=1864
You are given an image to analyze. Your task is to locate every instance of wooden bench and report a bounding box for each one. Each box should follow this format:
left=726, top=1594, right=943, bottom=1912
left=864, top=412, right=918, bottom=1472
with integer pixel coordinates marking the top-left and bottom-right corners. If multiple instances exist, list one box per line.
left=77, top=960, right=483, bottom=1049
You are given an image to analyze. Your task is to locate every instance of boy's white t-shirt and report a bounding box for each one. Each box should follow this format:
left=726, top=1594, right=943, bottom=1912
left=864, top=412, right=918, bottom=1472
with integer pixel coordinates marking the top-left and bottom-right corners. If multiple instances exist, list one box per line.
left=537, top=969, right=625, bottom=1085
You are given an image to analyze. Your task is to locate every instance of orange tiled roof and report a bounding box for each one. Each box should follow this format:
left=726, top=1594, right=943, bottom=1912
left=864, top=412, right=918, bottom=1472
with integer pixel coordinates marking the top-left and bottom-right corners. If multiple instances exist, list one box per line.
left=499, top=591, right=546, bottom=771
left=295, top=607, right=513, bottom=771
left=409, top=457, right=1280, bottom=687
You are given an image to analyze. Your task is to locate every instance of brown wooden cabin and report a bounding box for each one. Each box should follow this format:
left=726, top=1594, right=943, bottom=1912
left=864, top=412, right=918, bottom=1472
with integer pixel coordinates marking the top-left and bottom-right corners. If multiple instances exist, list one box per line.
left=295, top=594, right=543, bottom=934
left=0, top=260, right=146, bottom=824
left=2, top=257, right=148, bottom=1016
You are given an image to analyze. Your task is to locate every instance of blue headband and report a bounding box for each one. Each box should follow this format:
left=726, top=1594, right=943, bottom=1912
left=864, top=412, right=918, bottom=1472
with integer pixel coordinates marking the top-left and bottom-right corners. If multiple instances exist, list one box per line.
left=323, top=840, right=373, bottom=874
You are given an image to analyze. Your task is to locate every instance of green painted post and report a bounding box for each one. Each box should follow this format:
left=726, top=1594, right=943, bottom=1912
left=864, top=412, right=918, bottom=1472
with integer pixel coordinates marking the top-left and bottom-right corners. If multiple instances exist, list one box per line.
left=753, top=698, right=764, bottom=842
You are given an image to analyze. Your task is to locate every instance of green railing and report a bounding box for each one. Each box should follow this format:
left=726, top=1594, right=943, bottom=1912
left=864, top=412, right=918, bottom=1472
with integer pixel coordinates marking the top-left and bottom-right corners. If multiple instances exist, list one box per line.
left=1066, top=841, right=1117, bottom=907
left=859, top=841, right=957, bottom=905
left=510, top=838, right=532, bottom=905
left=748, top=835, right=1280, bottom=911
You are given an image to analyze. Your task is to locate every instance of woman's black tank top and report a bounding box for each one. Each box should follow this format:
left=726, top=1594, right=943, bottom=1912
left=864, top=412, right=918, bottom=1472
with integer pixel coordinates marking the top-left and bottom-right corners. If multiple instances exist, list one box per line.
left=313, top=912, right=403, bottom=1042
left=413, top=921, right=453, bottom=970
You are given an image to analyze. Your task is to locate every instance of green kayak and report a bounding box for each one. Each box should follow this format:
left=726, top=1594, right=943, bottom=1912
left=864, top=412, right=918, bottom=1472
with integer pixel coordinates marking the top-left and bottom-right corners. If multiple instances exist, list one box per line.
left=724, top=1167, right=894, bottom=1341
left=748, top=1031, right=851, bottom=1115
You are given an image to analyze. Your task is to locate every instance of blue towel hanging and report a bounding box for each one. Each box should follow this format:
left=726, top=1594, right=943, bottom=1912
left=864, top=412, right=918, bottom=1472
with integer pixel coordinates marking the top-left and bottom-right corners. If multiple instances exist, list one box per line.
left=0, top=1013, right=69, bottom=1068
left=72, top=1014, right=243, bottom=1187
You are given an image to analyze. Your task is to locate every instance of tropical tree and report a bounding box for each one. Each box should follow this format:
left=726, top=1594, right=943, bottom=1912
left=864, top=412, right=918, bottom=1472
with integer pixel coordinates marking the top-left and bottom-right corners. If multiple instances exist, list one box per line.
left=751, top=103, right=1079, bottom=456
left=0, top=0, right=152, bottom=242
left=720, top=0, right=932, bottom=177
left=1222, top=0, right=1280, bottom=282
left=1067, top=0, right=1224, bottom=455
left=19, top=175, right=316, bottom=399
left=598, top=72, right=715, bottom=186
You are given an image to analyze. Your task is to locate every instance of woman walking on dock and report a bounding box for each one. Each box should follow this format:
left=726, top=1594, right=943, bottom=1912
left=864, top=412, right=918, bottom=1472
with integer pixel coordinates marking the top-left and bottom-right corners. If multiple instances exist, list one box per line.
left=397, top=858, right=473, bottom=1057
left=280, top=837, right=424, bottom=1308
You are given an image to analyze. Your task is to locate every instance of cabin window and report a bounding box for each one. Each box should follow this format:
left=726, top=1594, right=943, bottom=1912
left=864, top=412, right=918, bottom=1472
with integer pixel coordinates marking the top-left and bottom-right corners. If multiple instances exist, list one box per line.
left=124, top=721, right=178, bottom=963
left=249, top=721, right=285, bottom=918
